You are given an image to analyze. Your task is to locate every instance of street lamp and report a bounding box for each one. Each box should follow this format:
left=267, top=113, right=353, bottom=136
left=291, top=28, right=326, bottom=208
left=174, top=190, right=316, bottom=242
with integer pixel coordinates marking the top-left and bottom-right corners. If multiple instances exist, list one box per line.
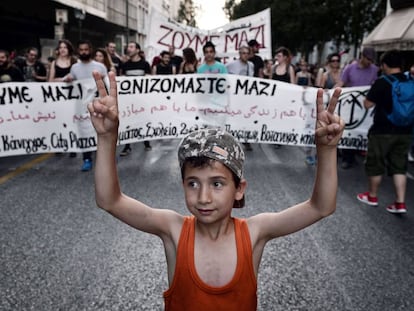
left=74, top=8, right=86, bottom=40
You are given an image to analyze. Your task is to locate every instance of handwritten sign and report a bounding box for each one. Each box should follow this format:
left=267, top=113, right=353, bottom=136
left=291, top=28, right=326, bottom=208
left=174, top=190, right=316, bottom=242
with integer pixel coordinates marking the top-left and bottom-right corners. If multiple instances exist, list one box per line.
left=0, top=75, right=373, bottom=157
left=146, top=9, right=272, bottom=63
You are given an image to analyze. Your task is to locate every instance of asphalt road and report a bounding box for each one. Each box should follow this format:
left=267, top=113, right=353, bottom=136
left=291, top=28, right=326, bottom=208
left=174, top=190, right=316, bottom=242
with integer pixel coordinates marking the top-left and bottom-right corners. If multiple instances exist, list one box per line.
left=1, top=141, right=413, bottom=311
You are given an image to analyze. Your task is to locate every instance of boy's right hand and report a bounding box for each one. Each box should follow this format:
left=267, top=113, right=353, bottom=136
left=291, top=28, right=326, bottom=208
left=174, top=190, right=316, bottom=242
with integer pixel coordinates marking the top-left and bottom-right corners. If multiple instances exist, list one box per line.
left=88, top=71, right=119, bottom=136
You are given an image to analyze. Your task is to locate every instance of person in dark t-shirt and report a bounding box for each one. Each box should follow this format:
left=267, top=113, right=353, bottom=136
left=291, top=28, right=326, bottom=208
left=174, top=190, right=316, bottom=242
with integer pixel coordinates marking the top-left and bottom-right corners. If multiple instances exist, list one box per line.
left=247, top=39, right=264, bottom=78
left=356, top=50, right=412, bottom=214
left=152, top=51, right=175, bottom=75
left=0, top=49, right=24, bottom=82
left=120, top=42, right=152, bottom=156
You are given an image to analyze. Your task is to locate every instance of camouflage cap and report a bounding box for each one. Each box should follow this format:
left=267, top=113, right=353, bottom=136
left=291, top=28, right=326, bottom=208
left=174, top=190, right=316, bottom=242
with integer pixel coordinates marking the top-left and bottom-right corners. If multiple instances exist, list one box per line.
left=178, top=128, right=246, bottom=208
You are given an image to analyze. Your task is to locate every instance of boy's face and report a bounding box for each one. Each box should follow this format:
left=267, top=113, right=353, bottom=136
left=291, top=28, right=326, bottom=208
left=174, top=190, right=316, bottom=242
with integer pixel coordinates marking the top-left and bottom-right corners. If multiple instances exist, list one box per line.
left=182, top=161, right=245, bottom=222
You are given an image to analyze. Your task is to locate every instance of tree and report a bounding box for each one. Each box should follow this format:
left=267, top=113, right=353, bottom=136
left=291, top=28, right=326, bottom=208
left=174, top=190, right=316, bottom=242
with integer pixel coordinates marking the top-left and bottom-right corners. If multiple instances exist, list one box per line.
left=176, top=0, right=197, bottom=27
left=225, top=0, right=386, bottom=59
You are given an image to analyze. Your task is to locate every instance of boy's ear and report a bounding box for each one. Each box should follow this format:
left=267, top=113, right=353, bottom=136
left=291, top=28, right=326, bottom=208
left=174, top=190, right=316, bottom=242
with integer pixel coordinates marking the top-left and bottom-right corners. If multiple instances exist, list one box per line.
left=235, top=179, right=247, bottom=201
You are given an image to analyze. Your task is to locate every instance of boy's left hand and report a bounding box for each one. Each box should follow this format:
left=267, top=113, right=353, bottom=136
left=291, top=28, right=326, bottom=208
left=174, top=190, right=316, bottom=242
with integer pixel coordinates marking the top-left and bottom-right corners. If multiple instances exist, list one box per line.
left=315, top=87, right=345, bottom=147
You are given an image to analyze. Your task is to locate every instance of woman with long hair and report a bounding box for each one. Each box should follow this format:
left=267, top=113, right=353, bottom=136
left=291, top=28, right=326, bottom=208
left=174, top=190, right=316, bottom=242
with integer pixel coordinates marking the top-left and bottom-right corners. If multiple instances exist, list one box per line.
left=48, top=39, right=77, bottom=82
left=179, top=47, right=198, bottom=74
left=94, top=48, right=116, bottom=74
left=319, top=53, right=341, bottom=89
left=272, top=46, right=296, bottom=84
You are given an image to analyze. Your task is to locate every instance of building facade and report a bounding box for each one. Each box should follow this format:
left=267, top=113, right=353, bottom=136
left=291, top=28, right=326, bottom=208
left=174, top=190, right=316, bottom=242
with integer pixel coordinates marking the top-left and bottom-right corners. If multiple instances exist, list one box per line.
left=0, top=0, right=181, bottom=61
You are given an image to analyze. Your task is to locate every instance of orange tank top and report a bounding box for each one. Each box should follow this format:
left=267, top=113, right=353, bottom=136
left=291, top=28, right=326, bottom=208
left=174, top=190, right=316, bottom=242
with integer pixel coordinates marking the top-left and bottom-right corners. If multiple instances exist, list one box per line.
left=163, top=216, right=257, bottom=311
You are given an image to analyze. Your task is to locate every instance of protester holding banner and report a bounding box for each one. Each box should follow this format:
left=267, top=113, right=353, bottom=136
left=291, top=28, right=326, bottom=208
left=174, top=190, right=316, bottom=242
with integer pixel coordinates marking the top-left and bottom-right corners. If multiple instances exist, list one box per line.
left=120, top=42, right=152, bottom=156
left=226, top=46, right=254, bottom=77
left=152, top=51, right=176, bottom=75
left=0, top=49, right=24, bottom=83
left=14, top=47, right=47, bottom=82
left=319, top=53, right=342, bottom=89
left=64, top=40, right=107, bottom=172
left=87, top=70, right=345, bottom=310
left=179, top=47, right=198, bottom=74
left=48, top=39, right=77, bottom=83
left=263, top=59, right=273, bottom=79
left=168, top=46, right=183, bottom=72
left=105, top=42, right=122, bottom=76
left=94, top=48, right=116, bottom=74
left=295, top=60, right=312, bottom=86
left=336, top=47, right=379, bottom=169
left=197, top=42, right=227, bottom=74
left=272, top=46, right=296, bottom=84
left=226, top=46, right=255, bottom=151
left=248, top=39, right=264, bottom=78
left=295, top=59, right=315, bottom=165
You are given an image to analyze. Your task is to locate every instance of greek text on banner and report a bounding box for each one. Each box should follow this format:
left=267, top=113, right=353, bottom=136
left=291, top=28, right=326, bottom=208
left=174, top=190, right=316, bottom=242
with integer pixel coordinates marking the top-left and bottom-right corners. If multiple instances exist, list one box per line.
left=0, top=74, right=372, bottom=157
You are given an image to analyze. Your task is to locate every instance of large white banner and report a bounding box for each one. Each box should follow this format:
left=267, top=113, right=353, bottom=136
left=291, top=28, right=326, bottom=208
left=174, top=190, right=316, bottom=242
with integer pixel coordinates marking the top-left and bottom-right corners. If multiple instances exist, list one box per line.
left=146, top=8, right=272, bottom=63
left=0, top=75, right=372, bottom=157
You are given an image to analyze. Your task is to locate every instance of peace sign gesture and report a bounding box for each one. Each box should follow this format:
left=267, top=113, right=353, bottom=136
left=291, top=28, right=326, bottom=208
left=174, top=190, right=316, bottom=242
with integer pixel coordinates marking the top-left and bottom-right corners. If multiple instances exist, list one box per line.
left=88, top=71, right=119, bottom=136
left=315, top=88, right=344, bottom=147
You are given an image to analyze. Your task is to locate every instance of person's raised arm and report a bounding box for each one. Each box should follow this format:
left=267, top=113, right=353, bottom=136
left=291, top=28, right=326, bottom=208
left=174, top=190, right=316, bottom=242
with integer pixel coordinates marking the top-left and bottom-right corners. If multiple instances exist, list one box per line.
left=249, top=88, right=344, bottom=241
left=88, top=71, right=120, bottom=211
left=309, top=87, right=344, bottom=215
left=88, top=71, right=182, bottom=237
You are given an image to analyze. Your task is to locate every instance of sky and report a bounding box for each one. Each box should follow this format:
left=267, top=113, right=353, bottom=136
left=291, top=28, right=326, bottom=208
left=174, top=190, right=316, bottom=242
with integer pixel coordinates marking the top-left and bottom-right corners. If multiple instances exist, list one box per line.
left=194, top=0, right=229, bottom=30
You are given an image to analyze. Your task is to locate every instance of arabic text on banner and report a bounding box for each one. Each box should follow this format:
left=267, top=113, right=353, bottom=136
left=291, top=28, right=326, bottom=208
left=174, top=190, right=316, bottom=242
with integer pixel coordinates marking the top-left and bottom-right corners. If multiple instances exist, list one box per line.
left=0, top=74, right=372, bottom=157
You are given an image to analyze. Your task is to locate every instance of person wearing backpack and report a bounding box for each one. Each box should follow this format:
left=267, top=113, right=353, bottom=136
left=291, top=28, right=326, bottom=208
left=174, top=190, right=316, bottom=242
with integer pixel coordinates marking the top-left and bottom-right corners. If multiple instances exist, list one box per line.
left=356, top=50, right=413, bottom=214
left=405, top=64, right=414, bottom=162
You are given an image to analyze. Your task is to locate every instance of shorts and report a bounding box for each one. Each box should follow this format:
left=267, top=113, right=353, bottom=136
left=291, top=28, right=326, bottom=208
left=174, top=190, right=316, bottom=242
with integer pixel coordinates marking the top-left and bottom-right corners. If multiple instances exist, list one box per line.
left=365, top=134, right=412, bottom=176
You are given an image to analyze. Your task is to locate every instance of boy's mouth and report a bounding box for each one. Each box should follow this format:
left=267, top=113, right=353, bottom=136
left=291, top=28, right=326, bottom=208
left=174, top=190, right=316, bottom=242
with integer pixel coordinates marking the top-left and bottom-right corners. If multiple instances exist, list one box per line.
left=197, top=208, right=214, bottom=215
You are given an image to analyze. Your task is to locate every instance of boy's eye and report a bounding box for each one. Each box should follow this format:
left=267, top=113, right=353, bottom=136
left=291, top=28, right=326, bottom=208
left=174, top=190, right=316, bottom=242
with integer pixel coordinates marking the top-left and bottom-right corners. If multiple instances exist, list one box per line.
left=213, top=181, right=223, bottom=188
left=188, top=181, right=199, bottom=188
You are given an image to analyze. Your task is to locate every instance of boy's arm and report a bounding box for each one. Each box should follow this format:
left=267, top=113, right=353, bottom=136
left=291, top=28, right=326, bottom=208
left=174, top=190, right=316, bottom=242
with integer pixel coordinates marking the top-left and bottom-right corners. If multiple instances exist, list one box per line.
left=88, top=71, right=183, bottom=238
left=249, top=88, right=344, bottom=242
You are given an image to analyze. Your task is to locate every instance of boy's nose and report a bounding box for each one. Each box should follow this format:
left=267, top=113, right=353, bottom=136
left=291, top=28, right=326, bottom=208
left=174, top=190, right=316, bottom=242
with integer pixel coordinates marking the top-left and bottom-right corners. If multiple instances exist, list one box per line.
left=198, top=185, right=212, bottom=204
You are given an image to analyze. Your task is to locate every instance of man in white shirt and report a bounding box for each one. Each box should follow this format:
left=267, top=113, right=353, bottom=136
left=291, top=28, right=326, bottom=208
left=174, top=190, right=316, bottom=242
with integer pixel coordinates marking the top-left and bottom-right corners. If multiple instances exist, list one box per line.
left=64, top=40, right=107, bottom=172
left=226, top=46, right=254, bottom=77
left=226, top=46, right=255, bottom=151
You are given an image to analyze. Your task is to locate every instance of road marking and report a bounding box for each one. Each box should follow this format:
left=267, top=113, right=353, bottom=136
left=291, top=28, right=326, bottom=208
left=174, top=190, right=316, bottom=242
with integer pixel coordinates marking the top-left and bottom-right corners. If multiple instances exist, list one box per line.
left=259, top=144, right=282, bottom=164
left=0, top=154, right=53, bottom=185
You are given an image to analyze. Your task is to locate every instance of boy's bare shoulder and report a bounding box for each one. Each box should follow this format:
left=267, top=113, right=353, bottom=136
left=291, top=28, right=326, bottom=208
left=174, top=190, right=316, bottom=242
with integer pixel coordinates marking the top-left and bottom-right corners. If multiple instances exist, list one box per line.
left=151, top=208, right=186, bottom=236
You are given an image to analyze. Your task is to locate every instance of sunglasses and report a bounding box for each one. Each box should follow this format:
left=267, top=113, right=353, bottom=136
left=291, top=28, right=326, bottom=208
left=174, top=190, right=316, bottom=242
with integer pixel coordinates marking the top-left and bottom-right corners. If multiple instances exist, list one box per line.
left=330, top=59, right=340, bottom=63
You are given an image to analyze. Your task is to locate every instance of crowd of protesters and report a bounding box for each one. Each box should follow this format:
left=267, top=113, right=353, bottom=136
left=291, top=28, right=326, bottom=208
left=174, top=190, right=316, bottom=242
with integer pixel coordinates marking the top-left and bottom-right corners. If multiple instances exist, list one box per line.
left=1, top=40, right=413, bottom=210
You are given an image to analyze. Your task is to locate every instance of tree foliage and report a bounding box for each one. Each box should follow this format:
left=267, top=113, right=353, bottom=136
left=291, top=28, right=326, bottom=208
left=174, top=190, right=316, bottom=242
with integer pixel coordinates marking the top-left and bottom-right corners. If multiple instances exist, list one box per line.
left=225, top=0, right=386, bottom=58
left=176, top=0, right=197, bottom=27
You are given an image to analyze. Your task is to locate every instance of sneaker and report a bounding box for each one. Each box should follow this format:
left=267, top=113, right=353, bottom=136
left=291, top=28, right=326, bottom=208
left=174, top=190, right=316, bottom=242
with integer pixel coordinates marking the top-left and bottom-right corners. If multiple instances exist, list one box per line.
left=357, top=192, right=378, bottom=206
left=81, top=159, right=92, bottom=172
left=120, top=146, right=131, bottom=156
left=305, top=156, right=316, bottom=166
left=386, top=202, right=407, bottom=214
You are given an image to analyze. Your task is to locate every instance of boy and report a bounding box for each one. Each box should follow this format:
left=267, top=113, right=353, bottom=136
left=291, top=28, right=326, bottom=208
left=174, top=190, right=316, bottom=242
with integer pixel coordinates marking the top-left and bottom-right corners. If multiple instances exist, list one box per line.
left=88, top=71, right=344, bottom=310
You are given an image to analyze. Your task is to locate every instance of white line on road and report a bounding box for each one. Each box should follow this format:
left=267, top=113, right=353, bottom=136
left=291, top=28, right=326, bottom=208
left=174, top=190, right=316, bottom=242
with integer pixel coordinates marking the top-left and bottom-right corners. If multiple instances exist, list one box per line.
left=259, top=144, right=282, bottom=164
